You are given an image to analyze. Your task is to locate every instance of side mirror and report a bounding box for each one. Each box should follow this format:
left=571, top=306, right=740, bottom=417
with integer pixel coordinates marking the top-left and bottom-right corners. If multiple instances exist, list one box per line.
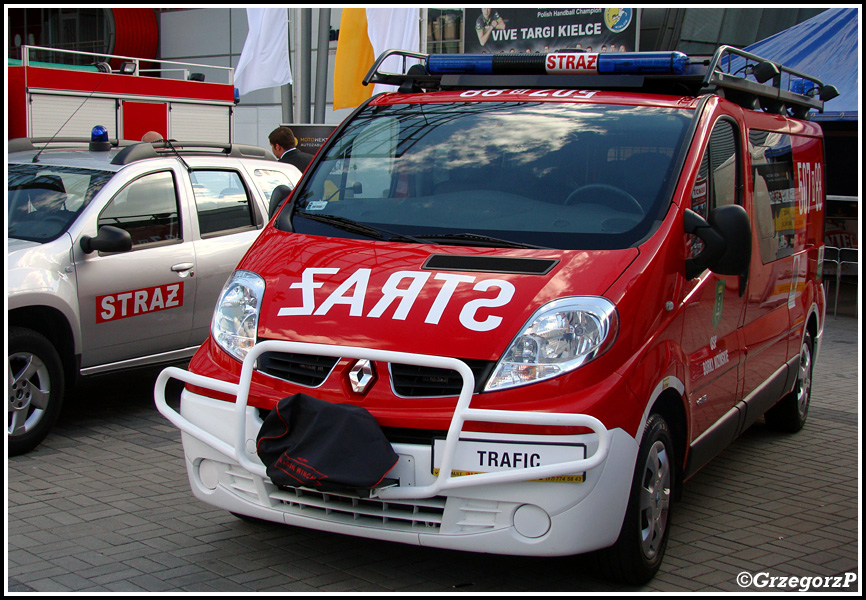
left=685, top=205, right=751, bottom=280
left=80, top=225, right=133, bottom=254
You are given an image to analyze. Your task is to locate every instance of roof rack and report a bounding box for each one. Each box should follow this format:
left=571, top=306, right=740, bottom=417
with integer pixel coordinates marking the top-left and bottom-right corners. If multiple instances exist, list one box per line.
left=111, top=141, right=274, bottom=166
left=363, top=45, right=838, bottom=118
left=702, top=45, right=838, bottom=118
left=8, top=137, right=132, bottom=153
left=8, top=137, right=274, bottom=165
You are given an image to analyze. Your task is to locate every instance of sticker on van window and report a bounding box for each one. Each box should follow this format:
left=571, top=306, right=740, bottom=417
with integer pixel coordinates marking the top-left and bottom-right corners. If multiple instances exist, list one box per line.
left=307, top=201, right=329, bottom=211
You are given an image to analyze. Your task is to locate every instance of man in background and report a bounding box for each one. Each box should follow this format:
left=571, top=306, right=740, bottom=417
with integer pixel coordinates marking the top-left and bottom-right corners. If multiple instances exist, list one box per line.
left=141, top=131, right=164, bottom=142
left=269, top=126, right=314, bottom=171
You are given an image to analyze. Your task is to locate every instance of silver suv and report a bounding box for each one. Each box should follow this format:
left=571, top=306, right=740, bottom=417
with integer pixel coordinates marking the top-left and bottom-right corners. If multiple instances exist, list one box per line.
left=8, top=135, right=302, bottom=455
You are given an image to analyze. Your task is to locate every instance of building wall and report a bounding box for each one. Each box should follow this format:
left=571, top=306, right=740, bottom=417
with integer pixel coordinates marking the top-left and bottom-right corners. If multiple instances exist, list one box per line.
left=157, top=8, right=350, bottom=149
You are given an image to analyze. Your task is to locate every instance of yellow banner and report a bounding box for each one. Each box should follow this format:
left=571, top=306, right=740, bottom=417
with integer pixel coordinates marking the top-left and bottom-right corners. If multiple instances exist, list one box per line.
left=333, top=8, right=375, bottom=110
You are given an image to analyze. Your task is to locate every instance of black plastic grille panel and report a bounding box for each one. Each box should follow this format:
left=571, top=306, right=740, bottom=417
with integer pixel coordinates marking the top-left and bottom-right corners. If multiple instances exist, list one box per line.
left=390, top=360, right=494, bottom=397
left=257, top=352, right=340, bottom=387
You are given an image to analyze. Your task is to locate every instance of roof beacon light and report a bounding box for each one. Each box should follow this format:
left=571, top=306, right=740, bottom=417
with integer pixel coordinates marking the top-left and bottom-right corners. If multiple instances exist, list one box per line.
left=91, top=125, right=109, bottom=143
left=426, top=51, right=690, bottom=77
left=90, top=125, right=112, bottom=151
left=790, top=77, right=817, bottom=97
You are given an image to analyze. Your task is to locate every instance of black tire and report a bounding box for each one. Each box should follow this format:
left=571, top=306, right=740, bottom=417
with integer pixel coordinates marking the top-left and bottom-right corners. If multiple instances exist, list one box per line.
left=765, top=330, right=814, bottom=433
left=596, top=413, right=675, bottom=584
left=8, top=327, right=66, bottom=456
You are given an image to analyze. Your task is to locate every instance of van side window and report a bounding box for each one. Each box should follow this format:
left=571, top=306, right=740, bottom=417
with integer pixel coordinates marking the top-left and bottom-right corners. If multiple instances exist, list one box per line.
left=689, top=120, right=740, bottom=257
left=98, top=171, right=180, bottom=248
left=710, top=120, right=741, bottom=208
left=749, top=131, right=796, bottom=263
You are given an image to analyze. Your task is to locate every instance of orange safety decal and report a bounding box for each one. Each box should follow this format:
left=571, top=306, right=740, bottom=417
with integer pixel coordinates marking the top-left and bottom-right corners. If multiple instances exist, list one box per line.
left=96, top=282, right=184, bottom=323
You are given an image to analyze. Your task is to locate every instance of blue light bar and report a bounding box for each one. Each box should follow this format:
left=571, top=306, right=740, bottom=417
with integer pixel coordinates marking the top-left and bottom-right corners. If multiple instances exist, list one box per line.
left=598, top=52, right=690, bottom=75
left=426, top=54, right=494, bottom=74
left=426, top=51, right=691, bottom=77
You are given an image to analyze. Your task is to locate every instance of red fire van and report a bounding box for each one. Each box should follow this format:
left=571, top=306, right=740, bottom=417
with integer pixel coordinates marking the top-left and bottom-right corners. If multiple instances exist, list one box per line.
left=156, top=46, right=835, bottom=583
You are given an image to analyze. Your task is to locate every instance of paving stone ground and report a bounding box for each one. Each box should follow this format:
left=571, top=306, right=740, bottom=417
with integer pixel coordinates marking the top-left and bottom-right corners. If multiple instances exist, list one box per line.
left=6, top=282, right=860, bottom=593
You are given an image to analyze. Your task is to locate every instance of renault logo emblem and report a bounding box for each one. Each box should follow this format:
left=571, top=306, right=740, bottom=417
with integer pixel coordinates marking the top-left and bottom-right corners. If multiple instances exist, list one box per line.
left=348, top=359, right=376, bottom=394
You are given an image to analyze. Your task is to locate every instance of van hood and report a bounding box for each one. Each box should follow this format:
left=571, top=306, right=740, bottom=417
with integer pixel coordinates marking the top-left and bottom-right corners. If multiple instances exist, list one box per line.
left=247, top=233, right=638, bottom=361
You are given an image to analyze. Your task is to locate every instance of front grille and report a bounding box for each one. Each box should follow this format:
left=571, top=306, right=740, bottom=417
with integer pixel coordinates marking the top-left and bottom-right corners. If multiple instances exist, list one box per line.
left=390, top=360, right=495, bottom=397
left=269, top=486, right=446, bottom=532
left=257, top=352, right=339, bottom=387
left=256, top=348, right=494, bottom=397
left=225, top=465, right=445, bottom=531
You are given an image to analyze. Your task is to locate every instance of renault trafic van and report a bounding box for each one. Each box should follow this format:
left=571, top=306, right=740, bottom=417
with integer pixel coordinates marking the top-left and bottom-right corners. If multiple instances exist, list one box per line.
left=156, top=46, right=835, bottom=583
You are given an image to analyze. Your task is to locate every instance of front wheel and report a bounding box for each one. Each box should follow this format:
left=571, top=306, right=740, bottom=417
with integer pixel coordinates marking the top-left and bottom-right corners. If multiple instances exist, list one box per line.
left=596, top=413, right=675, bottom=584
left=8, top=327, right=66, bottom=456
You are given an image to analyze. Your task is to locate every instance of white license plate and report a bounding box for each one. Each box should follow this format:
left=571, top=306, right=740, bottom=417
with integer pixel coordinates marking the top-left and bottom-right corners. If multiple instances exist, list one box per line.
left=432, top=437, right=585, bottom=483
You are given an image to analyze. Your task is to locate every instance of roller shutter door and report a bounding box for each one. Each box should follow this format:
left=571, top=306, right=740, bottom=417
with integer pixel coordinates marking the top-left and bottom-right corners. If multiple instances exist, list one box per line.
left=29, top=94, right=116, bottom=138
left=169, top=103, right=231, bottom=143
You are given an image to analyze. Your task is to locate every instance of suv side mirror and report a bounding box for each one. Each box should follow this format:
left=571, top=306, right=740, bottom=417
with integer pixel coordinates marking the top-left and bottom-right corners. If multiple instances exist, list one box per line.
left=684, top=205, right=751, bottom=280
left=80, top=225, right=133, bottom=254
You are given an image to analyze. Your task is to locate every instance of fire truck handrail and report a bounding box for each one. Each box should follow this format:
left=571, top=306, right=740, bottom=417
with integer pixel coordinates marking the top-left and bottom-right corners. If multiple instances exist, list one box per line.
left=154, top=341, right=611, bottom=500
left=19, top=45, right=235, bottom=85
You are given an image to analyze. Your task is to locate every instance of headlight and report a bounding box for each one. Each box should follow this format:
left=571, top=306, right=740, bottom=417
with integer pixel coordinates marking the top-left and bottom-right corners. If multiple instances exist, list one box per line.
left=485, top=297, right=618, bottom=392
left=211, top=270, right=265, bottom=362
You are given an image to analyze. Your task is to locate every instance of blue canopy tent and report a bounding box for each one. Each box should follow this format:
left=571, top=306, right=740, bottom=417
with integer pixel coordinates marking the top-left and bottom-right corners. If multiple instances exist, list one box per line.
left=743, top=7, right=859, bottom=121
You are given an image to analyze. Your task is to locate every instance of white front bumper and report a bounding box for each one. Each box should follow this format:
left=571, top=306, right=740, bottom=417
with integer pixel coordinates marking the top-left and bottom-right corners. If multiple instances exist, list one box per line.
left=155, top=341, right=638, bottom=556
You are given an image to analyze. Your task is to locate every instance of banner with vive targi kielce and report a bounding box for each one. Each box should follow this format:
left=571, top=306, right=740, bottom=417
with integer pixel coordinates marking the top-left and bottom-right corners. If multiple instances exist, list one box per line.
left=464, top=7, right=638, bottom=55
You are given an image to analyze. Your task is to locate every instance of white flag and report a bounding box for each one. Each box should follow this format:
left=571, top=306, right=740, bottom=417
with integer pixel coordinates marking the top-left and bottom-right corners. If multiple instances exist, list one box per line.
left=234, top=8, right=293, bottom=97
left=365, top=8, right=420, bottom=96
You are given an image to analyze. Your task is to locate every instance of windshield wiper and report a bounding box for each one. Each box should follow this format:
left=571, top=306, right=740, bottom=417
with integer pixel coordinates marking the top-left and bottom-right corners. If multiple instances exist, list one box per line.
left=413, top=233, right=547, bottom=249
left=294, top=213, right=431, bottom=244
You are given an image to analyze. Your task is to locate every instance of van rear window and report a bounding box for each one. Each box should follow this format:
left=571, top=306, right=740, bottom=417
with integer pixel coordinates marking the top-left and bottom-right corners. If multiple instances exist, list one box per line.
left=290, top=102, right=693, bottom=250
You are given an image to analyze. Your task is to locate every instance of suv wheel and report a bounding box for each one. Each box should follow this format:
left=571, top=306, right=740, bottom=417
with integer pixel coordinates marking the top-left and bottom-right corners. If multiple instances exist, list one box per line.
left=8, top=327, right=65, bottom=456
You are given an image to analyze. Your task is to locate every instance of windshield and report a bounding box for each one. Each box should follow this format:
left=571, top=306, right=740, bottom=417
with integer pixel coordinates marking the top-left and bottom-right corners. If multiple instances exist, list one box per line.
left=8, top=163, right=115, bottom=242
left=288, top=101, right=693, bottom=249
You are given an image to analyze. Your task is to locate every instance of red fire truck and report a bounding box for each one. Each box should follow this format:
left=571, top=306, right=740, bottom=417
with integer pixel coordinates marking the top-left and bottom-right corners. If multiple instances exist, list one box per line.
left=8, top=45, right=235, bottom=143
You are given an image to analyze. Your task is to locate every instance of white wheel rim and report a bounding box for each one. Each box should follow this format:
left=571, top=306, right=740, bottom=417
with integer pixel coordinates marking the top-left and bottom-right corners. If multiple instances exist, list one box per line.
left=8, top=352, right=51, bottom=437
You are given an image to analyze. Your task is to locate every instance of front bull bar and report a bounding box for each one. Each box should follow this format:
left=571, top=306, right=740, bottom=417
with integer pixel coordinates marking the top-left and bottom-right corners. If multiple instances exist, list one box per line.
left=154, top=341, right=611, bottom=500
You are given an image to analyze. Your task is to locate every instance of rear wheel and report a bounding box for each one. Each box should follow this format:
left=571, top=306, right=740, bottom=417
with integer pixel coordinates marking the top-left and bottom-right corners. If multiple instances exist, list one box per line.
left=596, top=413, right=674, bottom=584
left=765, top=330, right=813, bottom=433
left=8, top=327, right=66, bottom=456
